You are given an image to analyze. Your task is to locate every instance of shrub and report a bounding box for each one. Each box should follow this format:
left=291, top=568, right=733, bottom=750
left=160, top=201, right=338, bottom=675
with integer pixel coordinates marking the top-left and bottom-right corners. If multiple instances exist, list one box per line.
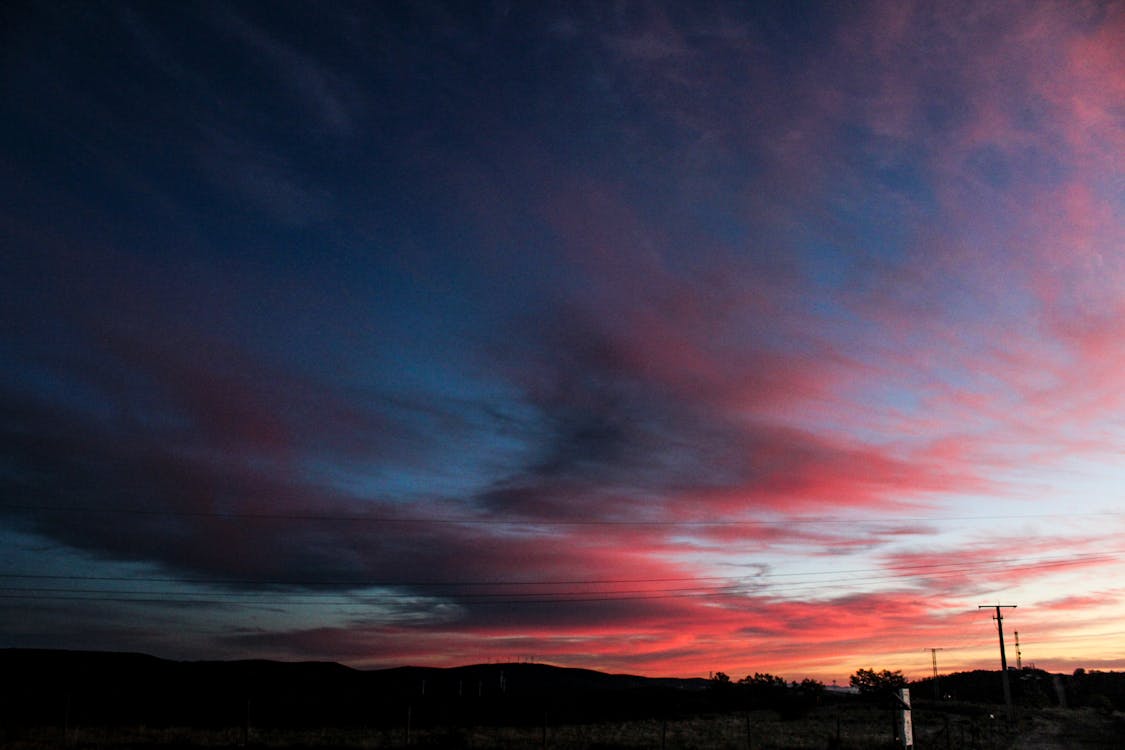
left=850, top=668, right=907, bottom=696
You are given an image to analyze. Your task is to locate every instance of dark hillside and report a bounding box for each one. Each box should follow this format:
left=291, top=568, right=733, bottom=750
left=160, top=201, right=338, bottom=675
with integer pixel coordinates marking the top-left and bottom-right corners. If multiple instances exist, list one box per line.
left=0, top=650, right=710, bottom=730
left=910, top=667, right=1125, bottom=711
left=911, top=668, right=1057, bottom=707
left=0, top=649, right=370, bottom=728
left=9, top=649, right=1124, bottom=742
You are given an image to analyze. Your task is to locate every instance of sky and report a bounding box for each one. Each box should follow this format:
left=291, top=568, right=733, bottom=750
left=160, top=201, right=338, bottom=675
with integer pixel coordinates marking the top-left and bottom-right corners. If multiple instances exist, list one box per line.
left=3, top=1, right=1125, bottom=685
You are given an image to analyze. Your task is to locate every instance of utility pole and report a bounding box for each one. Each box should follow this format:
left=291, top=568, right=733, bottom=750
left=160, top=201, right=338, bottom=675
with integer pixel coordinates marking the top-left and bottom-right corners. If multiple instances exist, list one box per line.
left=979, top=604, right=1017, bottom=721
left=924, top=648, right=944, bottom=700
left=1014, top=631, right=1022, bottom=670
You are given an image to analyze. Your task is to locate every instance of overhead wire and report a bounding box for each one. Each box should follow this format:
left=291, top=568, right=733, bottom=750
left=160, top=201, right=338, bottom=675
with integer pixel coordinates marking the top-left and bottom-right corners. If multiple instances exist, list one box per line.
left=3, top=503, right=1120, bottom=607
left=1, top=548, right=1117, bottom=590
left=2, top=503, right=1121, bottom=526
left=1, top=549, right=1119, bottom=607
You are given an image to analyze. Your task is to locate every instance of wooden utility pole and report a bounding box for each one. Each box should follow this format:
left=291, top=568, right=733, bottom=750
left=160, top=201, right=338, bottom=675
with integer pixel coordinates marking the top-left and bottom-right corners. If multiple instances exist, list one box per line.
left=979, top=604, right=1017, bottom=721
left=924, top=648, right=944, bottom=700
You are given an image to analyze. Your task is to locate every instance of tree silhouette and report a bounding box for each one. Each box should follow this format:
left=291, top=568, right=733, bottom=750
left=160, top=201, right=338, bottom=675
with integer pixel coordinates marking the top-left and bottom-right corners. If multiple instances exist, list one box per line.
left=850, top=668, right=907, bottom=696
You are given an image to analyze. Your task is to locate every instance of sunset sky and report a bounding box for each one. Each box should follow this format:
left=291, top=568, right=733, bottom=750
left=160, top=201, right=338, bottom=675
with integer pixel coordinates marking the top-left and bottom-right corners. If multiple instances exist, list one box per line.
left=4, top=1, right=1125, bottom=685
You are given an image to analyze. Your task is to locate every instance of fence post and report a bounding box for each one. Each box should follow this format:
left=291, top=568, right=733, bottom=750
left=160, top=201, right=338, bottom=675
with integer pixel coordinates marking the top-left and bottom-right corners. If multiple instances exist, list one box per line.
left=896, top=688, right=913, bottom=749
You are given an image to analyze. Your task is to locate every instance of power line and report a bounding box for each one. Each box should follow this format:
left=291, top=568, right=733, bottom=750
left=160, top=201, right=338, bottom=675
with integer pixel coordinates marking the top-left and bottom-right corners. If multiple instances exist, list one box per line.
left=2, top=503, right=1120, bottom=526
left=0, top=550, right=1118, bottom=608
left=0, top=583, right=749, bottom=600
left=0, top=589, right=743, bottom=606
left=0, top=549, right=1116, bottom=592
left=0, top=572, right=736, bottom=587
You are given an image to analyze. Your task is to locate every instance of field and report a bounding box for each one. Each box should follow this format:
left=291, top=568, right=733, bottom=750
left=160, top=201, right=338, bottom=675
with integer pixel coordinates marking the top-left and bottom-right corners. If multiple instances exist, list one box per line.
left=3, top=703, right=1123, bottom=749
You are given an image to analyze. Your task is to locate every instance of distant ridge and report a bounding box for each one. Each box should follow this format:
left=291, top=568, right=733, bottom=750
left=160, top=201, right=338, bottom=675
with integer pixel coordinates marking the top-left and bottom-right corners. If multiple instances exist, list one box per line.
left=0, top=648, right=708, bottom=691
left=0, top=648, right=711, bottom=729
left=378, top=660, right=710, bottom=692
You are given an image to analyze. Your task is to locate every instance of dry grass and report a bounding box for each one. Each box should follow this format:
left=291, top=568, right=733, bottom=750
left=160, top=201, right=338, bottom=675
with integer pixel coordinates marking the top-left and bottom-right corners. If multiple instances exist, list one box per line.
left=4, top=704, right=1121, bottom=749
left=0, top=709, right=908, bottom=749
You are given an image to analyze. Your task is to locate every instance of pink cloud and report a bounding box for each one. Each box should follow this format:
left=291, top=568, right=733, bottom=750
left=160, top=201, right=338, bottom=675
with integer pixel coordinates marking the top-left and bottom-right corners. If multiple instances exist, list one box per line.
left=10, top=1, right=1125, bottom=685
left=878, top=537, right=1124, bottom=600
left=224, top=589, right=989, bottom=682
left=1033, top=591, right=1124, bottom=614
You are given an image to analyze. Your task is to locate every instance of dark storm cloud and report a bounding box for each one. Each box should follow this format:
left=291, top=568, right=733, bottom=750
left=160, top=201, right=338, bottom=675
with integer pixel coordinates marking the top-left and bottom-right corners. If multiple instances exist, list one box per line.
left=4, top=0, right=941, bottom=600
left=1, top=318, right=688, bottom=592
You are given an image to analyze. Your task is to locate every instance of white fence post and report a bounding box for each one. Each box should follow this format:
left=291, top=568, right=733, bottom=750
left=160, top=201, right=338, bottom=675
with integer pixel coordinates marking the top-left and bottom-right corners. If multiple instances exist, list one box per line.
left=897, top=688, right=913, bottom=749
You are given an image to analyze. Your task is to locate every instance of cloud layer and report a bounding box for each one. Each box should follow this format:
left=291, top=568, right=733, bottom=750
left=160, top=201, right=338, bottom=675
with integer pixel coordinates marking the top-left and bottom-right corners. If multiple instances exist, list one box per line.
left=3, top=1, right=1125, bottom=682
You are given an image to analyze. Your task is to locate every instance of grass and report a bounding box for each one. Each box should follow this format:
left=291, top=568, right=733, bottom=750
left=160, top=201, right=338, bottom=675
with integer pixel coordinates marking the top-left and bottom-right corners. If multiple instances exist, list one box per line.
left=2, top=702, right=1121, bottom=749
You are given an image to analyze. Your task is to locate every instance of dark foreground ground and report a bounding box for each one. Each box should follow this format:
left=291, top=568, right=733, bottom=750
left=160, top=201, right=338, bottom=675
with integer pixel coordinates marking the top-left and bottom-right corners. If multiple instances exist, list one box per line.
left=3, top=652, right=1124, bottom=749
left=3, top=703, right=1123, bottom=749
